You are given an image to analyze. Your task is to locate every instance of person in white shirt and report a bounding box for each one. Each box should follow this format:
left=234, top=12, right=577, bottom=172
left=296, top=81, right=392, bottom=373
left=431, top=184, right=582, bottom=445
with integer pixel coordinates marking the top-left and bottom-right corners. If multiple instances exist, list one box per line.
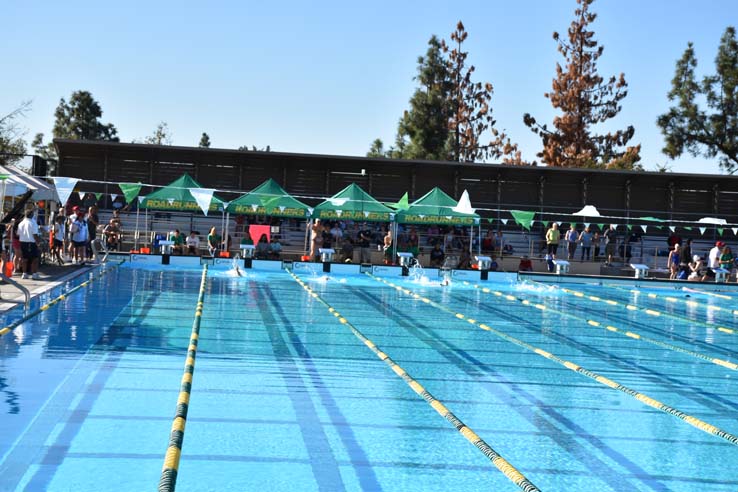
left=705, top=240, right=724, bottom=280
left=17, top=210, right=41, bottom=280
left=186, top=231, right=200, bottom=255
left=70, top=209, right=89, bottom=265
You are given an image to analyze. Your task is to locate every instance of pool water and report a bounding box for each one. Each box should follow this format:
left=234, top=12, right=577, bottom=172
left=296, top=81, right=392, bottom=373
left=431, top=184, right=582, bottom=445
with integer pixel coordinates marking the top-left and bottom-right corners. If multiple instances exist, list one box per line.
left=1, top=264, right=737, bottom=491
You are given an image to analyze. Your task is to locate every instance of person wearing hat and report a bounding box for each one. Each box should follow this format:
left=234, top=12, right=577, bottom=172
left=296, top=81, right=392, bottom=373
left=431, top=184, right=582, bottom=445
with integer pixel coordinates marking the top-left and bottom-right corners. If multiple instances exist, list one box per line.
left=70, top=207, right=88, bottom=265
left=690, top=254, right=705, bottom=281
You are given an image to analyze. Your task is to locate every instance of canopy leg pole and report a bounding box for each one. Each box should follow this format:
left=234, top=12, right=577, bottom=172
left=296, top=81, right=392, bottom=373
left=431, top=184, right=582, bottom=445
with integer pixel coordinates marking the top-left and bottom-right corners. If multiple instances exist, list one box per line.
left=392, top=221, right=398, bottom=265
left=225, top=211, right=230, bottom=254
left=304, top=219, right=311, bottom=257
left=134, top=205, right=140, bottom=250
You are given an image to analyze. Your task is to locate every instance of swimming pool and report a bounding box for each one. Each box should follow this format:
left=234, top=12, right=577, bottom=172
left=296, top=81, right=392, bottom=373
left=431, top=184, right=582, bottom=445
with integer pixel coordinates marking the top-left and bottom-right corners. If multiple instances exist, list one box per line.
left=1, top=263, right=737, bottom=491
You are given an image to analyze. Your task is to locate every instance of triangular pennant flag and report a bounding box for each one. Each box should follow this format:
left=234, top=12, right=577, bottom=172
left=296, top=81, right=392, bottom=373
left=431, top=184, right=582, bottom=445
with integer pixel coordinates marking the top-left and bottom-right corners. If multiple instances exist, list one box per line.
left=111, top=194, right=118, bottom=202
left=189, top=187, right=215, bottom=216
left=452, top=190, right=476, bottom=214
left=699, top=227, right=707, bottom=235
left=510, top=210, right=535, bottom=231
left=336, top=210, right=343, bottom=217
left=119, top=183, right=142, bottom=203
left=363, top=211, right=370, bottom=218
left=167, top=198, right=175, bottom=206
left=640, top=225, right=648, bottom=233
left=612, top=224, right=619, bottom=230
left=733, top=227, right=738, bottom=236
left=279, top=206, right=285, bottom=213
left=583, top=222, right=590, bottom=228
left=138, top=196, right=145, bottom=203
left=626, top=225, right=632, bottom=231
left=78, top=191, right=85, bottom=200
left=597, top=223, right=605, bottom=231
left=668, top=226, right=676, bottom=233
left=95, top=193, right=103, bottom=201
left=541, top=221, right=549, bottom=227
left=501, top=218, right=508, bottom=225
left=307, top=207, right=314, bottom=216
left=52, top=177, right=79, bottom=206
left=718, top=228, right=724, bottom=236
left=655, top=226, right=664, bottom=230
left=251, top=204, right=259, bottom=212
left=418, top=214, right=425, bottom=219
left=488, top=218, right=495, bottom=224
left=445, top=216, right=452, bottom=220
left=683, top=226, right=692, bottom=231
left=555, top=221, right=562, bottom=226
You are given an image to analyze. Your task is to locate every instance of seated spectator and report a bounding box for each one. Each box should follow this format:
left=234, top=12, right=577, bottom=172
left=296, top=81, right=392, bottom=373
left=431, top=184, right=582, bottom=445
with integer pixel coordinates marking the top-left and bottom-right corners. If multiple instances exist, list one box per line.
left=518, top=255, right=533, bottom=272
left=186, top=231, right=200, bottom=255
left=169, top=229, right=185, bottom=255
left=690, top=255, right=706, bottom=281
left=429, top=243, right=445, bottom=268
left=457, top=249, right=471, bottom=269
left=489, top=256, right=499, bottom=271
left=207, top=227, right=221, bottom=256
left=269, top=236, right=282, bottom=259
left=103, top=219, right=121, bottom=251
left=341, top=237, right=354, bottom=263
left=255, top=234, right=270, bottom=259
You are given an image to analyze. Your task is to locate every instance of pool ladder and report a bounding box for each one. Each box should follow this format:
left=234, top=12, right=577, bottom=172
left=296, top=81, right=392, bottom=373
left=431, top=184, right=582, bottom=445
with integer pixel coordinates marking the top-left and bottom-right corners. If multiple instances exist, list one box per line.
left=0, top=274, right=30, bottom=309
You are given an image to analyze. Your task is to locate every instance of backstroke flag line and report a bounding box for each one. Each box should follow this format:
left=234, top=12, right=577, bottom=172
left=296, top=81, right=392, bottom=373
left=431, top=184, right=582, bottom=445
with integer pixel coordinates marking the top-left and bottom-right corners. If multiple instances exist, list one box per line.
left=52, top=177, right=79, bottom=206
left=190, top=188, right=215, bottom=216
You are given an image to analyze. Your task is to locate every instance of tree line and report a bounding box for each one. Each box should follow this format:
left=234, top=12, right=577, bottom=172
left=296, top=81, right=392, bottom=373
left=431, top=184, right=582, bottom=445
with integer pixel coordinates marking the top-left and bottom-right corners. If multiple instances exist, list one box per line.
left=369, top=0, right=738, bottom=173
left=1, top=0, right=736, bottom=173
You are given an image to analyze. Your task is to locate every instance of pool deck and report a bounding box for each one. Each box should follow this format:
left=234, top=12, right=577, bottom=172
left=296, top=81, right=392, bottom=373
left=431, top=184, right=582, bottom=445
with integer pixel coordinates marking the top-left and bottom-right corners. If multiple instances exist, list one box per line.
left=0, top=264, right=95, bottom=313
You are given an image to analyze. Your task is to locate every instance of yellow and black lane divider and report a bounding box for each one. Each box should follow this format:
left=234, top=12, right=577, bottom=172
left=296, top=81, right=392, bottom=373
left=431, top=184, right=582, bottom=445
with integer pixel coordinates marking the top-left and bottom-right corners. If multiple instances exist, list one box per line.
left=0, top=262, right=121, bottom=338
left=366, top=273, right=738, bottom=447
left=470, top=281, right=738, bottom=371
left=682, top=286, right=734, bottom=303
left=544, top=283, right=738, bottom=337
left=288, top=270, right=541, bottom=492
left=606, top=284, right=737, bottom=317
left=158, top=266, right=208, bottom=492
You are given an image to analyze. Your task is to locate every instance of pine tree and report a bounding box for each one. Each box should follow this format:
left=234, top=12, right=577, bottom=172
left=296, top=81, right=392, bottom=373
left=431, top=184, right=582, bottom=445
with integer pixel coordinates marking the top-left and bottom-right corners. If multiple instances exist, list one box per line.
left=199, top=132, right=211, bottom=148
left=366, top=138, right=386, bottom=158
left=143, top=122, right=173, bottom=145
left=657, top=26, right=738, bottom=173
left=395, top=36, right=453, bottom=160
left=52, top=91, right=119, bottom=141
left=445, top=22, right=524, bottom=164
left=0, top=101, right=31, bottom=167
left=523, top=0, right=641, bottom=169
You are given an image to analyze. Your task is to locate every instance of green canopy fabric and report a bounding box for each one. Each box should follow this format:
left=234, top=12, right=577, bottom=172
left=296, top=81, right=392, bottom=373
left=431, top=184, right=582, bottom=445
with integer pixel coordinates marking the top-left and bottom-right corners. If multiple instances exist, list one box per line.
left=140, top=174, right=224, bottom=213
left=226, top=179, right=310, bottom=218
left=637, top=216, right=666, bottom=223
left=312, top=183, right=394, bottom=222
left=396, top=187, right=479, bottom=225
left=385, top=192, right=410, bottom=211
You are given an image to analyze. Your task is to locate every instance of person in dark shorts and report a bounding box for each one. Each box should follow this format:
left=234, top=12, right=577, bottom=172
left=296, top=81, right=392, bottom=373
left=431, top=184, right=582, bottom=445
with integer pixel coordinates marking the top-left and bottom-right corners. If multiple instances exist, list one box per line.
left=603, top=224, right=617, bottom=265
left=358, top=224, right=372, bottom=264
left=18, top=210, right=41, bottom=280
left=545, top=223, right=560, bottom=257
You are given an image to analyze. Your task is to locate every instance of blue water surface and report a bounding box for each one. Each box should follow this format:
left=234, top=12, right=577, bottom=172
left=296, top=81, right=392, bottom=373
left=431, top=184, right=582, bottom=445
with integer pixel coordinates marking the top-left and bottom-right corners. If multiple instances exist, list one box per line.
left=1, top=264, right=737, bottom=491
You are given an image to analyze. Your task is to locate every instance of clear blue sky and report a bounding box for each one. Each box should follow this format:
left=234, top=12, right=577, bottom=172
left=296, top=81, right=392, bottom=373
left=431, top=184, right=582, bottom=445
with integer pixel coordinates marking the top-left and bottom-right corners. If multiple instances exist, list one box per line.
left=4, top=0, right=737, bottom=174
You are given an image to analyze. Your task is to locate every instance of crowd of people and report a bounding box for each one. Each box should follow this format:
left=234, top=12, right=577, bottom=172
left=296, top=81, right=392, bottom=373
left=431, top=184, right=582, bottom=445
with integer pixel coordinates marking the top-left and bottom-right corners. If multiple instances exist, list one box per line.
left=667, top=236, right=735, bottom=282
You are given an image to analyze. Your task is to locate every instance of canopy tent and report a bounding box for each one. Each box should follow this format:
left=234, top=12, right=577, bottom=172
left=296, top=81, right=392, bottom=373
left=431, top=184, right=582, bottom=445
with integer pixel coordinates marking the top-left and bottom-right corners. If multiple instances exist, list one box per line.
left=0, top=165, right=56, bottom=200
left=227, top=178, right=310, bottom=218
left=312, top=183, right=394, bottom=222
left=140, top=174, right=225, bottom=213
left=396, top=187, right=479, bottom=225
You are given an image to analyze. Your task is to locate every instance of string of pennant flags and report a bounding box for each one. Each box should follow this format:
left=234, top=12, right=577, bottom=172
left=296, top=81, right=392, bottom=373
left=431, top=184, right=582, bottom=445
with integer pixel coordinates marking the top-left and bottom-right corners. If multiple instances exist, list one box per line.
left=48, top=176, right=738, bottom=236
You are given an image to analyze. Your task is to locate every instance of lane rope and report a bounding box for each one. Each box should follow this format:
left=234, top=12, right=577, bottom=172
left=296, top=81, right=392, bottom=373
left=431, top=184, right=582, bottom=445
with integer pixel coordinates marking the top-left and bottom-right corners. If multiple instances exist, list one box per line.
left=499, top=280, right=738, bottom=371
left=607, top=283, right=735, bottom=316
left=366, top=273, right=738, bottom=447
left=0, top=262, right=121, bottom=338
left=288, top=270, right=541, bottom=492
left=547, top=283, right=738, bottom=336
left=158, top=266, right=208, bottom=492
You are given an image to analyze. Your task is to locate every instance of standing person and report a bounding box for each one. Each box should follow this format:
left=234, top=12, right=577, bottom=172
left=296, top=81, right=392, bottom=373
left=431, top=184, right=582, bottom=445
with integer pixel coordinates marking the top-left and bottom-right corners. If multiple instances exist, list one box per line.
left=719, top=245, right=734, bottom=273
left=309, top=220, right=322, bottom=260
left=7, top=219, right=23, bottom=274
left=70, top=208, right=88, bottom=265
left=705, top=241, right=723, bottom=280
left=207, top=226, right=221, bottom=257
left=679, top=238, right=692, bottom=273
left=86, top=205, right=99, bottom=259
left=52, top=215, right=66, bottom=265
left=565, top=224, right=578, bottom=260
left=579, top=226, right=593, bottom=261
left=383, top=227, right=393, bottom=265
left=18, top=210, right=41, bottom=280
left=668, top=243, right=680, bottom=279
left=603, top=225, right=617, bottom=265
left=545, top=223, right=560, bottom=258
left=357, top=223, right=372, bottom=264
left=592, top=231, right=602, bottom=261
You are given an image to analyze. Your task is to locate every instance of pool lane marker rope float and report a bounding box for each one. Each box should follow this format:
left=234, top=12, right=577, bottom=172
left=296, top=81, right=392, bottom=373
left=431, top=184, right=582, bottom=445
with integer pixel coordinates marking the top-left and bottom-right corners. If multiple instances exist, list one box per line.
left=0, top=263, right=121, bottom=338
left=608, top=283, right=735, bottom=317
left=548, top=284, right=738, bottom=337
left=287, top=270, right=541, bottom=492
left=491, top=281, right=738, bottom=371
left=366, top=273, right=738, bottom=447
left=158, top=266, right=208, bottom=492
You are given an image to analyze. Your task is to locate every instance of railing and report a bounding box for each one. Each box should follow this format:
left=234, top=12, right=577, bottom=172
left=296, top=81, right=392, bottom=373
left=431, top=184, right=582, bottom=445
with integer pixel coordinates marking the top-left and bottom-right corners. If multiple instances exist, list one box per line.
left=1, top=274, right=30, bottom=309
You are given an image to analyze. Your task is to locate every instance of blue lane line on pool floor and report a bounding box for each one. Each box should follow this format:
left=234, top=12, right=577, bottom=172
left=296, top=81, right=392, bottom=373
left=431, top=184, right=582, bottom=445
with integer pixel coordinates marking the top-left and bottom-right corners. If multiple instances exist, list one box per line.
left=345, top=284, right=671, bottom=492
left=251, top=283, right=350, bottom=492
left=261, top=283, right=383, bottom=491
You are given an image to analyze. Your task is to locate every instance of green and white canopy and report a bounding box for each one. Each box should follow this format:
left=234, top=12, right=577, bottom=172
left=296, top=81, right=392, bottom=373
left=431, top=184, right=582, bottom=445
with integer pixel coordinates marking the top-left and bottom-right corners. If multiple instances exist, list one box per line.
left=396, top=187, right=479, bottom=225
left=227, top=179, right=310, bottom=218
left=312, top=183, right=394, bottom=222
left=140, top=174, right=225, bottom=214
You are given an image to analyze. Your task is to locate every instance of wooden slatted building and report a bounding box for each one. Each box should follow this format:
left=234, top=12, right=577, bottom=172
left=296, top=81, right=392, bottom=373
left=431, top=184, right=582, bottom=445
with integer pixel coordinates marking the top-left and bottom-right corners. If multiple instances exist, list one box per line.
left=54, top=139, right=738, bottom=224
